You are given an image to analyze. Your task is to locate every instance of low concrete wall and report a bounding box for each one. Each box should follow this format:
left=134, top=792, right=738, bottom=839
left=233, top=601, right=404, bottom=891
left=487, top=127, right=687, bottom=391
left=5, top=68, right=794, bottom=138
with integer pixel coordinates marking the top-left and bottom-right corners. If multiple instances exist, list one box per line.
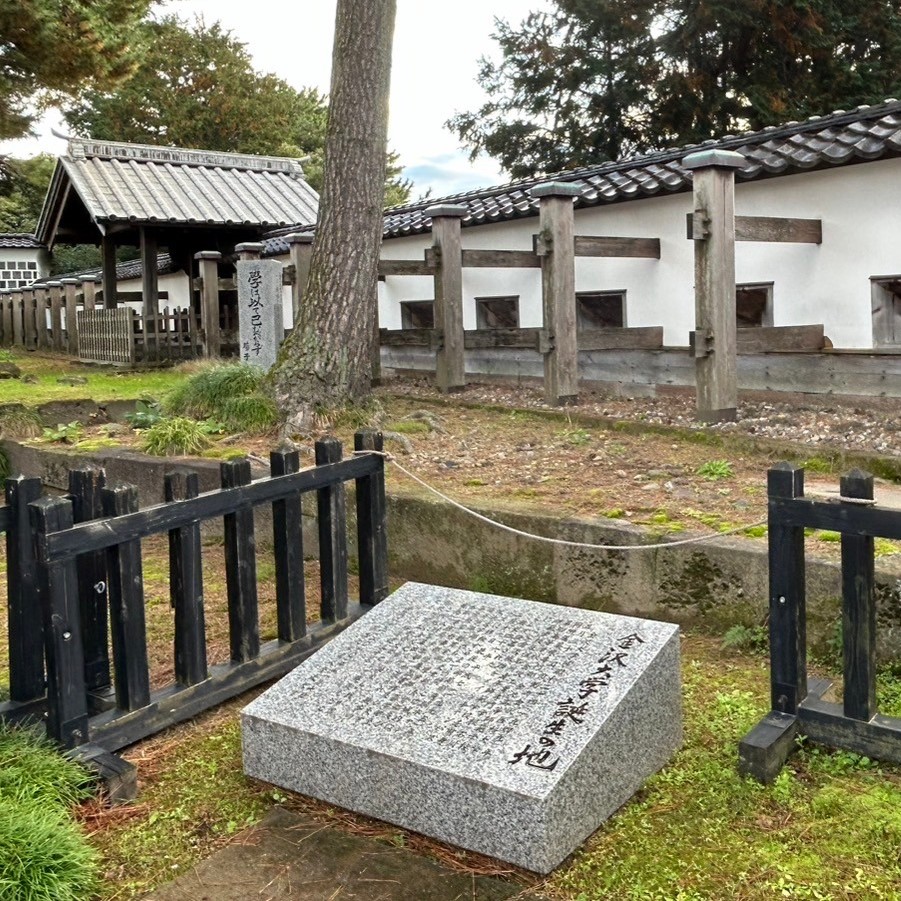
left=6, top=440, right=901, bottom=659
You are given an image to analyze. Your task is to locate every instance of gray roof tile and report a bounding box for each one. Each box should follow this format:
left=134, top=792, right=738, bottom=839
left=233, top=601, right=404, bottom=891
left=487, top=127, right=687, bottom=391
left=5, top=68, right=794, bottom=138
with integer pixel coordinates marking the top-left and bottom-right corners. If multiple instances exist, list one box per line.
left=0, top=233, right=43, bottom=249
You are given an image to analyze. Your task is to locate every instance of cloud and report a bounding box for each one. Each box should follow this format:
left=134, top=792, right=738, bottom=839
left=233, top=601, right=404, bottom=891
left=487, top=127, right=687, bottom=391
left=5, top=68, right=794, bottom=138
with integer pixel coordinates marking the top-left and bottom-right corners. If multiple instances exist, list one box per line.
left=403, top=152, right=508, bottom=201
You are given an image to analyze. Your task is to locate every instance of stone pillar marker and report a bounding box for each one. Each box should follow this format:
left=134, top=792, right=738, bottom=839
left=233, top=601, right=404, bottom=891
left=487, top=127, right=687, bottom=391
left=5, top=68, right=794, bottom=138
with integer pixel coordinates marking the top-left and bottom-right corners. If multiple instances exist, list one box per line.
left=286, top=233, right=314, bottom=323
left=533, top=181, right=581, bottom=405
left=194, top=251, right=222, bottom=358
left=235, top=244, right=284, bottom=371
left=61, top=278, right=80, bottom=355
left=683, top=149, right=746, bottom=423
left=427, top=204, right=467, bottom=393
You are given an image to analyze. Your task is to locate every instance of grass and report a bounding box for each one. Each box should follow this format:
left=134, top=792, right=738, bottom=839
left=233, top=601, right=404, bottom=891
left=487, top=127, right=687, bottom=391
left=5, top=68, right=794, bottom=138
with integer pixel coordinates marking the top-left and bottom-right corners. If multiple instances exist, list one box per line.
left=139, top=417, right=211, bottom=456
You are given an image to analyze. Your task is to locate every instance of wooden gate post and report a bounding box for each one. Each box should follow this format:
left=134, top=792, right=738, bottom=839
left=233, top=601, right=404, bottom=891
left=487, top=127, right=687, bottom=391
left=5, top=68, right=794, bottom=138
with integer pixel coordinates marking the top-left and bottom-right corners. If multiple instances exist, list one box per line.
left=287, top=233, right=314, bottom=322
left=80, top=275, right=99, bottom=312
left=62, top=278, right=79, bottom=355
left=195, top=251, right=222, bottom=358
left=427, top=204, right=467, bottom=392
left=34, top=286, right=50, bottom=350
left=10, top=288, right=23, bottom=347
left=683, top=149, right=746, bottom=423
left=533, top=181, right=581, bottom=405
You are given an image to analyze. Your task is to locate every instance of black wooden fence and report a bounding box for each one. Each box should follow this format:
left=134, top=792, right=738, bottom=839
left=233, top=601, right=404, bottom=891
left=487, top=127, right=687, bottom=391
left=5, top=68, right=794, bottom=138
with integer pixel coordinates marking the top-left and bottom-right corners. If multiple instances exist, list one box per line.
left=0, top=432, right=388, bottom=761
left=739, top=463, right=901, bottom=782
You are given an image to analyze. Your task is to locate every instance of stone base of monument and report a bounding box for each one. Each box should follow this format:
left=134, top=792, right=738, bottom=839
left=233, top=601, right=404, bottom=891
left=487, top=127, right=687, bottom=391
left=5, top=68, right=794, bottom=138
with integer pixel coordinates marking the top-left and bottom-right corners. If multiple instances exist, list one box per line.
left=242, top=583, right=681, bottom=874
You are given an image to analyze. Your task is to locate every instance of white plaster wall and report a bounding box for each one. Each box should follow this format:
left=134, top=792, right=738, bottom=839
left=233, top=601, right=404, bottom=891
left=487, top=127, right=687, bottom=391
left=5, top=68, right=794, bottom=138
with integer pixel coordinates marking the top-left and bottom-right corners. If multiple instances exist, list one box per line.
left=378, top=157, right=901, bottom=349
left=0, top=247, right=48, bottom=287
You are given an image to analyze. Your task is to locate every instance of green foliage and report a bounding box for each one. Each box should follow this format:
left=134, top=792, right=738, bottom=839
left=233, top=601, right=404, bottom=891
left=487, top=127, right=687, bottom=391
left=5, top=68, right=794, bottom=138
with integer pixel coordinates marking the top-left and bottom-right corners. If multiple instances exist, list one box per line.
left=0, top=0, right=151, bottom=143
left=452, top=0, right=901, bottom=177
left=722, top=623, right=768, bottom=653
left=696, top=459, right=734, bottom=481
left=124, top=399, right=163, bottom=430
left=140, top=417, right=211, bottom=456
left=219, top=395, right=278, bottom=433
left=40, top=421, right=84, bottom=444
left=557, top=427, right=592, bottom=446
left=386, top=418, right=430, bottom=435
left=0, top=405, right=43, bottom=439
left=63, top=15, right=410, bottom=205
left=0, top=155, right=55, bottom=232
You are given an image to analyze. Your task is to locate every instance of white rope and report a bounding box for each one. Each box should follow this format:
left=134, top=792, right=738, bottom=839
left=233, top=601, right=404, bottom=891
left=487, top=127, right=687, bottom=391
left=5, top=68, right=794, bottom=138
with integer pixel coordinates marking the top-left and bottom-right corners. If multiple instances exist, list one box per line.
left=804, top=490, right=877, bottom=506
left=354, top=450, right=768, bottom=552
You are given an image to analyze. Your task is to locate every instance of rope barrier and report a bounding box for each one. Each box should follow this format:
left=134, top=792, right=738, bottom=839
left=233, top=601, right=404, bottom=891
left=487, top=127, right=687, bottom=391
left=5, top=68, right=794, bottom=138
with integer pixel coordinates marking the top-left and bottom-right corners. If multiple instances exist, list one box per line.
left=354, top=450, right=768, bottom=553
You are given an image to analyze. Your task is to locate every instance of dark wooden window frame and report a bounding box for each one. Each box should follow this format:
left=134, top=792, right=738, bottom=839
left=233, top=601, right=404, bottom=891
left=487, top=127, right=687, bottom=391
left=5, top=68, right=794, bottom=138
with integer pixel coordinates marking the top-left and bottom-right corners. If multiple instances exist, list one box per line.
left=475, top=295, right=520, bottom=329
left=576, top=290, right=626, bottom=330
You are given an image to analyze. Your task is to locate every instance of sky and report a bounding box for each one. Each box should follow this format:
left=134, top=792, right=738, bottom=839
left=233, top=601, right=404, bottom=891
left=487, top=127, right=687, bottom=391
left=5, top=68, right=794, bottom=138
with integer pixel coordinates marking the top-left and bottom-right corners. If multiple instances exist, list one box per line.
left=1, top=0, right=551, bottom=201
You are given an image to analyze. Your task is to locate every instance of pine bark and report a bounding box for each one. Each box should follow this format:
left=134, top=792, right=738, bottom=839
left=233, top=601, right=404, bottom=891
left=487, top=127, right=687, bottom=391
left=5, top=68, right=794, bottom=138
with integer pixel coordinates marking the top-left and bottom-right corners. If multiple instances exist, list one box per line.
left=270, top=0, right=396, bottom=431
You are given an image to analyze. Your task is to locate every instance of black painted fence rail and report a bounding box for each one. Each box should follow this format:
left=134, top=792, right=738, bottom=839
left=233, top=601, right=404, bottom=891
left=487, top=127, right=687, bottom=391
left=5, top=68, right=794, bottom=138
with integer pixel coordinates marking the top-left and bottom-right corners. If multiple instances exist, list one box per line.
left=740, top=463, right=901, bottom=782
left=0, top=431, right=388, bottom=761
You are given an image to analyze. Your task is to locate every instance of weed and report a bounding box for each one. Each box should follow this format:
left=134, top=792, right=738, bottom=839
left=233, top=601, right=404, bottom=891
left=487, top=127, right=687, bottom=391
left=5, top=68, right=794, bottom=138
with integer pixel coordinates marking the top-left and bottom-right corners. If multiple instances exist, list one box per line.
left=875, top=538, right=900, bottom=558
left=802, top=456, right=836, bottom=475
left=816, top=530, right=842, bottom=542
left=386, top=419, right=430, bottom=435
left=602, top=508, right=626, bottom=519
left=40, top=421, right=84, bottom=444
left=124, top=399, right=164, bottom=430
left=697, top=459, right=734, bottom=480
left=558, top=427, right=591, bottom=447
left=219, top=395, right=278, bottom=433
left=140, top=418, right=211, bottom=456
left=0, top=406, right=42, bottom=439
left=722, top=623, right=768, bottom=653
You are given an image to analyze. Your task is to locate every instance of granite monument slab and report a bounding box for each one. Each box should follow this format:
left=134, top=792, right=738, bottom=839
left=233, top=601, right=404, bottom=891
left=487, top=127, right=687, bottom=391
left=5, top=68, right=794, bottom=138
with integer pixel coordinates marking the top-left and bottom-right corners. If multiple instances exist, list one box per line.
left=236, top=259, right=283, bottom=371
left=242, top=582, right=681, bottom=873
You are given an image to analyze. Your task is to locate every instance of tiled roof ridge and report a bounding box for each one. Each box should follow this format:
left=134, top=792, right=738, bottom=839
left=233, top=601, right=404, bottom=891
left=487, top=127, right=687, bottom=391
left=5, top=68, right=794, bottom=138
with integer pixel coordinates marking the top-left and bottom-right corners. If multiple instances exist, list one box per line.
left=384, top=97, right=901, bottom=215
left=66, top=137, right=305, bottom=177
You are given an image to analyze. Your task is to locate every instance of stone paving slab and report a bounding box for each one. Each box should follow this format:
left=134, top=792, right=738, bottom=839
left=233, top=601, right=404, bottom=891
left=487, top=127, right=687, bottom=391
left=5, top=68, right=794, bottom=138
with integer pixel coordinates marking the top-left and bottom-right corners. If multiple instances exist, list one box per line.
left=144, top=808, right=545, bottom=901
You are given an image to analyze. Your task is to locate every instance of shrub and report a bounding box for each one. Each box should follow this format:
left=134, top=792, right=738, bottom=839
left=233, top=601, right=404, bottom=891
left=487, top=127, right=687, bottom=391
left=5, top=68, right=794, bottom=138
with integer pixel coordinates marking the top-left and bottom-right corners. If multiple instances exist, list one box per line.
left=0, top=406, right=43, bottom=439
left=140, top=417, right=211, bottom=456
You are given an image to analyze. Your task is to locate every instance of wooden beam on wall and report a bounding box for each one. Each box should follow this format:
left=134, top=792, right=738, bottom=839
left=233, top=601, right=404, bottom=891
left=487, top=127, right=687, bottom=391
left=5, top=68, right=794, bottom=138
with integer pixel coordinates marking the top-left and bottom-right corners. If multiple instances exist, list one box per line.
left=378, top=259, right=435, bottom=277
left=686, top=213, right=822, bottom=244
left=572, top=236, right=661, bottom=259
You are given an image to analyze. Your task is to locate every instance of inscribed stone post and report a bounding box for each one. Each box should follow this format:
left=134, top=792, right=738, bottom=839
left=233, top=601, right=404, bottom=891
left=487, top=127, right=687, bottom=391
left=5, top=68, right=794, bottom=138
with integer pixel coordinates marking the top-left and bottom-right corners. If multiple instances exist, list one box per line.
left=237, top=259, right=284, bottom=371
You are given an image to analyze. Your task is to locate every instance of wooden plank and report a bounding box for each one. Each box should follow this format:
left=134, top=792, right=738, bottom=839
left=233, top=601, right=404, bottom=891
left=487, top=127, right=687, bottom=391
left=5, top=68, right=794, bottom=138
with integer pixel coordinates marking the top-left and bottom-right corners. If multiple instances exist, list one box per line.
left=62, top=280, right=79, bottom=355
left=5, top=476, right=44, bottom=703
left=69, top=468, right=112, bottom=703
left=798, top=697, right=901, bottom=763
left=103, top=484, right=151, bottom=712
left=221, top=459, right=259, bottom=663
left=738, top=711, right=799, bottom=783
left=460, top=249, right=540, bottom=269
left=379, top=327, right=435, bottom=347
left=316, top=439, right=349, bottom=623
left=270, top=450, right=306, bottom=641
left=736, top=325, right=825, bottom=354
left=30, top=496, right=90, bottom=748
left=354, top=431, right=389, bottom=606
left=770, top=496, right=901, bottom=540
left=686, top=213, right=822, bottom=243
left=572, top=235, right=661, bottom=259
left=464, top=328, right=541, bottom=350
left=431, top=207, right=466, bottom=392
left=767, top=464, right=807, bottom=715
left=577, top=326, right=664, bottom=351
left=378, top=259, right=435, bottom=277
left=166, top=471, right=207, bottom=687
left=88, top=608, right=367, bottom=752
left=840, top=470, right=877, bottom=722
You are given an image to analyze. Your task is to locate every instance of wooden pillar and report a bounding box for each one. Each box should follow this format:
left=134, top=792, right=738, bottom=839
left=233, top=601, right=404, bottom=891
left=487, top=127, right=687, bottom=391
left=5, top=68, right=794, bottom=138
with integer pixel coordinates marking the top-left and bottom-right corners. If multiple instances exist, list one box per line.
left=61, top=278, right=80, bottom=356
left=33, top=287, right=49, bottom=349
left=0, top=292, right=9, bottom=346
left=194, top=251, right=222, bottom=358
left=683, top=149, right=745, bottom=423
left=235, top=241, right=264, bottom=262
left=101, top=235, right=118, bottom=308
left=533, top=181, right=580, bottom=405
left=11, top=289, right=24, bottom=347
left=286, top=232, right=314, bottom=322
left=22, top=288, right=36, bottom=349
left=140, top=228, right=158, bottom=360
left=80, top=275, right=99, bottom=312
left=47, top=281, right=64, bottom=352
left=427, top=204, right=466, bottom=392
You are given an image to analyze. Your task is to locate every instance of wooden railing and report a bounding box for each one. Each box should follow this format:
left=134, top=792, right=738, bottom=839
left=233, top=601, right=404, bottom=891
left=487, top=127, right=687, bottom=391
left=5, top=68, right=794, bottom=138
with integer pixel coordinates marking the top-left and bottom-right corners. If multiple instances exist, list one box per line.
left=739, top=464, right=901, bottom=782
left=0, top=433, right=388, bottom=765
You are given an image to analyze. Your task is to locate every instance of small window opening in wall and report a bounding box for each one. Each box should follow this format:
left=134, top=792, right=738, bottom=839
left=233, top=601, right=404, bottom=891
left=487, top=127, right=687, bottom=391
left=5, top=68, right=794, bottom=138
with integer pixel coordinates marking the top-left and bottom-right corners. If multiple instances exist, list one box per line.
left=576, top=291, right=625, bottom=330
left=871, top=277, right=901, bottom=346
left=400, top=300, right=434, bottom=329
left=475, top=295, right=519, bottom=329
left=736, top=283, right=773, bottom=327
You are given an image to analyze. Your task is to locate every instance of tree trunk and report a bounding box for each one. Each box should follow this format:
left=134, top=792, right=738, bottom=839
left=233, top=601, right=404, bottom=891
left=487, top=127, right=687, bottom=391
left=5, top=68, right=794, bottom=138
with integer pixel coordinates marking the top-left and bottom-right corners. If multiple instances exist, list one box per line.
left=270, top=0, right=396, bottom=432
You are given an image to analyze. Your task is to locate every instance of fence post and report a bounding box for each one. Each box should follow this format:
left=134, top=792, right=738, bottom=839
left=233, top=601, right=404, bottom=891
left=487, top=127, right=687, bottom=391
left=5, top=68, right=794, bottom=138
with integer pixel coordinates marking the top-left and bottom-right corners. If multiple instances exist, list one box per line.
left=841, top=469, right=876, bottom=721
left=6, top=476, right=44, bottom=704
left=10, top=288, right=23, bottom=347
left=103, top=484, right=151, bottom=712
left=165, top=471, right=208, bottom=686
left=683, top=149, right=745, bottom=423
left=22, top=289, right=36, bottom=350
left=69, top=467, right=113, bottom=710
left=354, top=430, right=389, bottom=606
left=270, top=450, right=306, bottom=641
left=221, top=459, right=260, bottom=662
left=533, top=181, right=580, bottom=405
left=61, top=278, right=79, bottom=356
left=47, top=281, right=64, bottom=351
left=195, top=251, right=222, bottom=358
left=287, top=232, right=314, bottom=322
left=0, top=291, right=8, bottom=346
left=30, top=495, right=89, bottom=748
left=80, top=275, right=98, bottom=312
left=315, top=438, right=349, bottom=623
left=427, top=204, right=467, bottom=393
left=235, top=242, right=264, bottom=262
